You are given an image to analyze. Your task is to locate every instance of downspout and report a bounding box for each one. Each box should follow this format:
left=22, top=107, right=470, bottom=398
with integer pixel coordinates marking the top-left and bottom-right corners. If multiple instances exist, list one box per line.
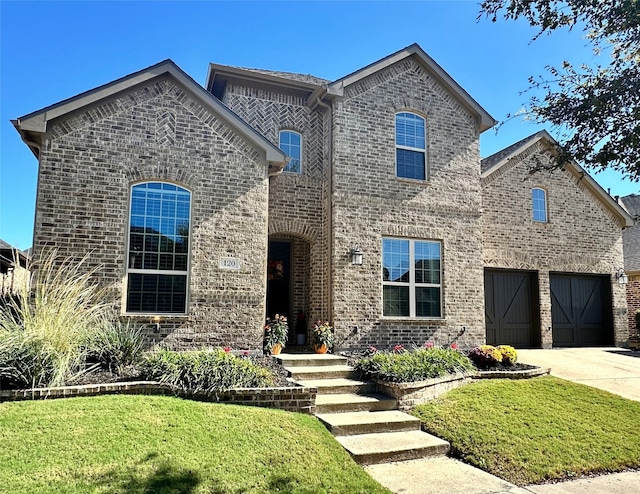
left=314, top=94, right=334, bottom=323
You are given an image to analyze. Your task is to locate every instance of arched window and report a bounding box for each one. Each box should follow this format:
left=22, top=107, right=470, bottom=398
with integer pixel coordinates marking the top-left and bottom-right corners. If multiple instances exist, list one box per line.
left=532, top=187, right=547, bottom=222
left=279, top=130, right=302, bottom=173
left=395, top=112, right=426, bottom=180
left=126, top=182, right=191, bottom=314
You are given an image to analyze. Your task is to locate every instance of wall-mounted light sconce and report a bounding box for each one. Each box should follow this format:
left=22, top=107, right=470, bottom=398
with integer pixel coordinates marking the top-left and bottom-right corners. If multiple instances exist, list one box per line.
left=350, top=245, right=364, bottom=265
left=616, top=268, right=629, bottom=285
left=151, top=316, right=161, bottom=333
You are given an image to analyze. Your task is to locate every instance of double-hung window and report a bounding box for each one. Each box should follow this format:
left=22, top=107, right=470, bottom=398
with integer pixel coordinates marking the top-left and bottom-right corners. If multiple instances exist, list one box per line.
left=279, top=130, right=302, bottom=174
left=126, top=182, right=191, bottom=314
left=395, top=112, right=426, bottom=180
left=532, top=187, right=547, bottom=222
left=382, top=238, right=442, bottom=318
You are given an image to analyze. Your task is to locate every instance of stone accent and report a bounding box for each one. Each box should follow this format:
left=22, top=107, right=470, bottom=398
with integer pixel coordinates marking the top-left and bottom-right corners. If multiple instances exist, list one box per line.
left=33, top=76, right=271, bottom=350
left=474, top=366, right=550, bottom=379
left=373, top=374, right=472, bottom=411
left=482, top=142, right=628, bottom=347
left=0, top=382, right=317, bottom=414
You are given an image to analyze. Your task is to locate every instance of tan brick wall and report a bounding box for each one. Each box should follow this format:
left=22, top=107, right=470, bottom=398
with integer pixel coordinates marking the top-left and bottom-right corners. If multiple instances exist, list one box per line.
left=626, top=277, right=640, bottom=337
left=223, top=84, right=330, bottom=324
left=34, top=77, right=271, bottom=350
left=482, top=142, right=628, bottom=347
left=330, top=58, right=485, bottom=349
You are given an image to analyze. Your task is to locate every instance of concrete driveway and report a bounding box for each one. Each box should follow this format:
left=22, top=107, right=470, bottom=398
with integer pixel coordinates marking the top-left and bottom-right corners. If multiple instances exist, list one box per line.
left=518, top=347, right=640, bottom=402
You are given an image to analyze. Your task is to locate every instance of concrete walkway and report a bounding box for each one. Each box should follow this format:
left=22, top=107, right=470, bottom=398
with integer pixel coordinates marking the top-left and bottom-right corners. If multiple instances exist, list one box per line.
left=366, top=347, right=640, bottom=493
left=518, top=347, right=640, bottom=401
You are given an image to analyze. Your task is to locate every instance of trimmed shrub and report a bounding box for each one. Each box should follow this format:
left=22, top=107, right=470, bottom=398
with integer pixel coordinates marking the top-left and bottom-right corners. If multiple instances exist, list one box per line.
left=468, top=345, right=503, bottom=369
left=354, top=347, right=474, bottom=383
left=496, top=345, right=518, bottom=366
left=85, top=319, right=147, bottom=374
left=139, top=348, right=275, bottom=394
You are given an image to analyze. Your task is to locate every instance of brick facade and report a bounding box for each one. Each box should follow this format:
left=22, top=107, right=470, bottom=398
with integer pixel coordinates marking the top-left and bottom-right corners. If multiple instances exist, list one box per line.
left=17, top=46, right=632, bottom=351
left=482, top=139, right=629, bottom=347
left=33, top=76, right=273, bottom=349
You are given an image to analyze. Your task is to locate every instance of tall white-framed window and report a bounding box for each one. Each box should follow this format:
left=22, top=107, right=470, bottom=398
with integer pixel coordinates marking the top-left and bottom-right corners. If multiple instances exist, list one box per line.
left=279, top=130, right=302, bottom=174
left=382, top=238, right=442, bottom=318
left=395, top=112, right=426, bottom=180
left=532, top=187, right=548, bottom=222
left=126, top=182, right=191, bottom=314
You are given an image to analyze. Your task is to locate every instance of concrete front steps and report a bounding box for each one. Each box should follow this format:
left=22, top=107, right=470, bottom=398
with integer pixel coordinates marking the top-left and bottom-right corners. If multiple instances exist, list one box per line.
left=276, top=353, right=450, bottom=465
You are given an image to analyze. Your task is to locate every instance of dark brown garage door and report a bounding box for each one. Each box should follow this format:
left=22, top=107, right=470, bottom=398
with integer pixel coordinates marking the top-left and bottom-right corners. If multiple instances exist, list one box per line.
left=550, top=273, right=613, bottom=347
left=485, top=269, right=538, bottom=348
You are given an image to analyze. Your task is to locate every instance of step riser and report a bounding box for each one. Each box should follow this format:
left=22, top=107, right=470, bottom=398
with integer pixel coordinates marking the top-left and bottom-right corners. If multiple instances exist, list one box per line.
left=315, top=383, right=375, bottom=395
left=323, top=421, right=420, bottom=436
left=276, top=357, right=348, bottom=367
left=288, top=370, right=358, bottom=380
left=315, top=400, right=397, bottom=414
left=351, top=443, right=451, bottom=465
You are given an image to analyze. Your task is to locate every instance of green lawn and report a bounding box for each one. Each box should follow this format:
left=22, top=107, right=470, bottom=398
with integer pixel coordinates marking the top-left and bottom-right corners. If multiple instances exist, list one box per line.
left=0, top=395, right=390, bottom=494
left=411, top=376, right=640, bottom=485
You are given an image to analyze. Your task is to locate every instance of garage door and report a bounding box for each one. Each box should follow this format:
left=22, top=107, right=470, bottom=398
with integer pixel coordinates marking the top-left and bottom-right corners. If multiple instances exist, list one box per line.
left=485, top=269, right=537, bottom=348
left=550, top=274, right=613, bottom=347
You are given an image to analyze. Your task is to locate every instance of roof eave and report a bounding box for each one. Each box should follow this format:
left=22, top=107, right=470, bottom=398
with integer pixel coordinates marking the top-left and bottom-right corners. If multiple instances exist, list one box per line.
left=327, top=43, right=496, bottom=133
left=481, top=130, right=634, bottom=227
left=206, top=63, right=321, bottom=94
left=14, top=60, right=288, bottom=170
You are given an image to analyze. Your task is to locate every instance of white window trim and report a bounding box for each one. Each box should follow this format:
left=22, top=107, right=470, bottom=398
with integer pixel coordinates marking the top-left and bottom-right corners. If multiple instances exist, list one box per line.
left=123, top=181, right=192, bottom=316
left=395, top=112, right=427, bottom=181
left=382, top=237, right=443, bottom=319
left=532, top=187, right=548, bottom=223
left=279, top=130, right=303, bottom=174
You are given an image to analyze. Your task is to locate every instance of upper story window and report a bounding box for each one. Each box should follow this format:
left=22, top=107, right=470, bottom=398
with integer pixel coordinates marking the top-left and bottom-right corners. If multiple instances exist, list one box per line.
left=279, top=130, right=302, bottom=174
left=532, top=187, right=548, bottom=222
left=395, top=112, right=426, bottom=180
left=126, top=182, right=191, bottom=314
left=382, top=238, right=442, bottom=318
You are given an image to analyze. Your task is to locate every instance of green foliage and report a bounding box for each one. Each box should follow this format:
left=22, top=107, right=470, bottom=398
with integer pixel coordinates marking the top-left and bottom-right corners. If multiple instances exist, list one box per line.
left=412, top=376, right=640, bottom=485
left=311, top=320, right=334, bottom=348
left=0, top=250, right=111, bottom=388
left=635, top=309, right=640, bottom=331
left=139, top=348, right=275, bottom=394
left=480, top=0, right=640, bottom=178
left=496, top=345, right=518, bottom=365
left=263, top=314, right=288, bottom=351
left=355, top=347, right=474, bottom=383
left=0, top=395, right=391, bottom=494
left=85, top=319, right=147, bottom=373
left=468, top=345, right=503, bottom=369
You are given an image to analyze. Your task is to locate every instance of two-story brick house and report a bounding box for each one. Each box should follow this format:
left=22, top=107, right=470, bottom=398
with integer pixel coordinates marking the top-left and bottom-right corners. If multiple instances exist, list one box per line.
left=13, top=44, right=633, bottom=350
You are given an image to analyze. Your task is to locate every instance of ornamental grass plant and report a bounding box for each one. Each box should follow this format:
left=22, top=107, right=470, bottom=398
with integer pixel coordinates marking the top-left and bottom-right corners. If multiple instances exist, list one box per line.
left=355, top=346, right=474, bottom=383
left=140, top=348, right=275, bottom=394
left=0, top=250, right=111, bottom=388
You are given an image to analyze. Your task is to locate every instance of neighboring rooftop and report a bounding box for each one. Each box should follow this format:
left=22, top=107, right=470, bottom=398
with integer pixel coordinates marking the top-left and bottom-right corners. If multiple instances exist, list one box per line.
left=621, top=194, right=640, bottom=219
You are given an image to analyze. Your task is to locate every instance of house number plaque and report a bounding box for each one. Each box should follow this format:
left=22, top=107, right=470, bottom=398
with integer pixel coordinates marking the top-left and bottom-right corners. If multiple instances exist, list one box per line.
left=219, top=257, right=241, bottom=270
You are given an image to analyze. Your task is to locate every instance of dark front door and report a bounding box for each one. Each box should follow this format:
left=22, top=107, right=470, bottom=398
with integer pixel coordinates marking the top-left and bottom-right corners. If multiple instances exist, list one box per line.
left=550, top=274, right=613, bottom=347
left=485, top=269, right=537, bottom=348
left=266, top=241, right=291, bottom=321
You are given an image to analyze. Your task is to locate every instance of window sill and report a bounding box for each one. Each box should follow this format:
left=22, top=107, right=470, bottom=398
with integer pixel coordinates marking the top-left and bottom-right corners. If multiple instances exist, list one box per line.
left=381, top=317, right=445, bottom=323
left=395, top=176, right=429, bottom=185
left=121, top=313, right=189, bottom=321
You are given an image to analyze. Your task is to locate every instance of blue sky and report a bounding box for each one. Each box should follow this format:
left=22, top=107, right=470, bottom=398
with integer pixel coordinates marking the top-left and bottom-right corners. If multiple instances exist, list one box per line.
left=1, top=0, right=637, bottom=250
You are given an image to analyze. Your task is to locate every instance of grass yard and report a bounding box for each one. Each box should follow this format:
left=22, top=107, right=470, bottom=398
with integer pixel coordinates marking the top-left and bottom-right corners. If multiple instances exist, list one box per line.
left=411, top=376, right=640, bottom=485
left=0, top=395, right=390, bottom=494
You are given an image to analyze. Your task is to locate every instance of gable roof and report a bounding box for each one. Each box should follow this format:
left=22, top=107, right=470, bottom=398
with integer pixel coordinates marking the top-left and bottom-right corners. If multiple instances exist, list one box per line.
left=621, top=194, right=640, bottom=219
left=327, top=43, right=496, bottom=132
left=206, top=44, right=496, bottom=132
left=13, top=60, right=288, bottom=174
left=482, top=130, right=634, bottom=228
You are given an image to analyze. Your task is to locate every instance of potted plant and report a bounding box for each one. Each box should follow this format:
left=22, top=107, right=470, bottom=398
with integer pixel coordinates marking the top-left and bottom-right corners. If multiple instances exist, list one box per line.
left=264, top=314, right=288, bottom=355
left=311, top=320, right=334, bottom=354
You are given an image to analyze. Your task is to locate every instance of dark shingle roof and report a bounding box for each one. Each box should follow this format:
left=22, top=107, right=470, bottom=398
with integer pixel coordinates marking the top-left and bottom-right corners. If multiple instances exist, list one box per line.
left=230, top=66, right=330, bottom=86
left=621, top=194, right=640, bottom=218
left=481, top=131, right=546, bottom=173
